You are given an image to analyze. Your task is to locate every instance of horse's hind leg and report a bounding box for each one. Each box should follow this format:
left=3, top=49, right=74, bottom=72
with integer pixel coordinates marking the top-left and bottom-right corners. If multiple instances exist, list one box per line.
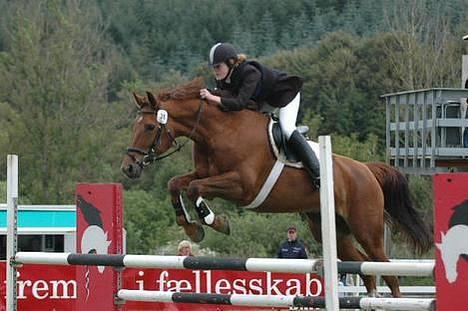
left=351, top=222, right=401, bottom=297
left=360, top=243, right=401, bottom=297
left=304, top=213, right=378, bottom=296
left=336, top=235, right=381, bottom=297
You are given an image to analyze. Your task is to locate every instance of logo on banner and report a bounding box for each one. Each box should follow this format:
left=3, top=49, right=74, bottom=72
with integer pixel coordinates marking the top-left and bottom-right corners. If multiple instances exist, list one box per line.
left=436, top=199, right=468, bottom=283
left=76, top=195, right=112, bottom=300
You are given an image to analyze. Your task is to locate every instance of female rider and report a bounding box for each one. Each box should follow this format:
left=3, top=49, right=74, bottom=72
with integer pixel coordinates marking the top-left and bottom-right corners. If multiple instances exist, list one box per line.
left=199, top=42, right=320, bottom=188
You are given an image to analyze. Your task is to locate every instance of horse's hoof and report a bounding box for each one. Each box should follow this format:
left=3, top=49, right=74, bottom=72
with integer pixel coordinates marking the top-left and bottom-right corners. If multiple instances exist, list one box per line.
left=184, top=223, right=205, bottom=242
left=210, top=215, right=230, bottom=235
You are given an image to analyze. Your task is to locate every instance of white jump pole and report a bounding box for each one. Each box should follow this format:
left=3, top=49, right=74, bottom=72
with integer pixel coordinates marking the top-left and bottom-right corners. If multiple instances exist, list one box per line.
left=318, top=136, right=339, bottom=311
left=6, top=155, right=18, bottom=311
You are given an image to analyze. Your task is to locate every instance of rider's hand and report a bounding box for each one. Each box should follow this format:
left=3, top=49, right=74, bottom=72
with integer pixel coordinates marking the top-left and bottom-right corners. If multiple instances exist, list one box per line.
left=199, top=88, right=213, bottom=101
left=200, top=88, right=223, bottom=109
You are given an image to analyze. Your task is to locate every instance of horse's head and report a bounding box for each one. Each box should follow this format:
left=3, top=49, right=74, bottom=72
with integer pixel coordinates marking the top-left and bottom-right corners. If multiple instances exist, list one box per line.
left=122, top=78, right=215, bottom=179
left=121, top=91, right=175, bottom=179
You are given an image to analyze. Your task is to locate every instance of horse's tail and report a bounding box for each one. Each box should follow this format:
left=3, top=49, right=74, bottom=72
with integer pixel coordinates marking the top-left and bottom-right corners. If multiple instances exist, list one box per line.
left=365, top=162, right=433, bottom=255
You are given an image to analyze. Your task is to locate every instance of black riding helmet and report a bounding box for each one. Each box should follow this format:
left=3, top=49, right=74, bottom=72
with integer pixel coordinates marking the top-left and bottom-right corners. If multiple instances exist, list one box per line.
left=209, top=43, right=237, bottom=66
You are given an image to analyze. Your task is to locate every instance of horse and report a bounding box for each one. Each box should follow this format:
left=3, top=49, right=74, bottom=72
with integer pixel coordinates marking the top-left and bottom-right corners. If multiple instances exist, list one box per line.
left=121, top=77, right=432, bottom=297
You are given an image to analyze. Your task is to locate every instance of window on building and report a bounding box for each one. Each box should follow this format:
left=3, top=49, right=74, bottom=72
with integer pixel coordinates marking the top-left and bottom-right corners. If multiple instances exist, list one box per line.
left=0, top=235, right=65, bottom=260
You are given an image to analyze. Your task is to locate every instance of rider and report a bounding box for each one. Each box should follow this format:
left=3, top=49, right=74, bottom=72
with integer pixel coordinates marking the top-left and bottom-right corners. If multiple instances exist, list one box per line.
left=199, top=42, right=320, bottom=188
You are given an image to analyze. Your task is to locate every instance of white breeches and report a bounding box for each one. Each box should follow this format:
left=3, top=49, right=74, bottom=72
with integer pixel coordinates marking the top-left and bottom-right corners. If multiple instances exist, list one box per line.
left=279, top=92, right=300, bottom=139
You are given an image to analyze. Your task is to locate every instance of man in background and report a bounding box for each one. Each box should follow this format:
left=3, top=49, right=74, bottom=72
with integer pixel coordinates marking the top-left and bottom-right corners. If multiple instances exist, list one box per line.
left=276, top=226, right=308, bottom=259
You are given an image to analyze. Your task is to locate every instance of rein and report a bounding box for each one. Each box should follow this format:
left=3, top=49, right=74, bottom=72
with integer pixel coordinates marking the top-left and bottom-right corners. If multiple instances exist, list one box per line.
left=126, top=100, right=205, bottom=168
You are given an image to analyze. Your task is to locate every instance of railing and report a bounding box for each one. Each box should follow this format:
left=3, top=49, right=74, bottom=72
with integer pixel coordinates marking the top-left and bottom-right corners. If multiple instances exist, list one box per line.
left=381, top=88, right=468, bottom=174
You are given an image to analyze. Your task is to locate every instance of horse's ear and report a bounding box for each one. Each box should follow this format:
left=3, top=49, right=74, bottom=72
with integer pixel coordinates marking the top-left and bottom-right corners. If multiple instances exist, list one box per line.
left=146, top=91, right=158, bottom=108
left=132, top=92, right=145, bottom=108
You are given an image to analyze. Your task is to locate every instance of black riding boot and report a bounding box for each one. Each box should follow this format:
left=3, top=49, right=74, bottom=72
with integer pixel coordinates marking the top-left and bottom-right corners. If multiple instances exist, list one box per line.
left=288, top=130, right=320, bottom=189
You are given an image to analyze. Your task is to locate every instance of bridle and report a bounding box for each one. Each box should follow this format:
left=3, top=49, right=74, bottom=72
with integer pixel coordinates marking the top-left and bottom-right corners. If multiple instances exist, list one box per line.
left=126, top=100, right=205, bottom=168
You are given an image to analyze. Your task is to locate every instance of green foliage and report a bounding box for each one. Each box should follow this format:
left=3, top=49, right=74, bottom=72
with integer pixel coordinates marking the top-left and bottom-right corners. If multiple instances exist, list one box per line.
left=382, top=0, right=465, bottom=89
left=123, top=189, right=178, bottom=254
left=332, top=133, right=382, bottom=162
left=300, top=109, right=321, bottom=139
left=0, top=1, right=123, bottom=203
left=92, top=0, right=466, bottom=77
left=0, top=180, right=5, bottom=202
left=0, top=101, right=23, bottom=180
left=266, top=32, right=392, bottom=142
left=199, top=212, right=321, bottom=258
left=408, top=176, right=433, bottom=213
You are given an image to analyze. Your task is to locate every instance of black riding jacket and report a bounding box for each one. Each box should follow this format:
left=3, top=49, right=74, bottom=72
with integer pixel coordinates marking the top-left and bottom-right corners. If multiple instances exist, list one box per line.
left=215, top=61, right=303, bottom=111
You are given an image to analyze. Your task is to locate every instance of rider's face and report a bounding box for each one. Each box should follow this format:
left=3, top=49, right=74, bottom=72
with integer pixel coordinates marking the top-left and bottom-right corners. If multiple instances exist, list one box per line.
left=212, top=62, right=230, bottom=80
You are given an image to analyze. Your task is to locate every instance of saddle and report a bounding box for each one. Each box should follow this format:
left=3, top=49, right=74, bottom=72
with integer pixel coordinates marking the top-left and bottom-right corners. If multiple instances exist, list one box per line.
left=241, top=118, right=320, bottom=209
left=269, top=118, right=320, bottom=168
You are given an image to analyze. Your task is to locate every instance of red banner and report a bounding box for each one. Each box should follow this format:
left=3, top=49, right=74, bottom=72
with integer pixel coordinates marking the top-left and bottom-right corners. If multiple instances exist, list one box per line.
left=0, top=264, right=77, bottom=311
left=0, top=264, right=322, bottom=311
left=123, top=268, right=323, bottom=310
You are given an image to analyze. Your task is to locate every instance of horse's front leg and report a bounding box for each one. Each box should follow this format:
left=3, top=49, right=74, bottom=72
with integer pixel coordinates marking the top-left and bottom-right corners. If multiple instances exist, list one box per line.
left=168, top=172, right=205, bottom=242
left=186, top=171, right=244, bottom=235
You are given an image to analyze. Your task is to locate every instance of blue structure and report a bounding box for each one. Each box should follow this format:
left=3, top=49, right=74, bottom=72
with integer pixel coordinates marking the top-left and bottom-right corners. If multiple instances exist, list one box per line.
left=0, top=204, right=76, bottom=252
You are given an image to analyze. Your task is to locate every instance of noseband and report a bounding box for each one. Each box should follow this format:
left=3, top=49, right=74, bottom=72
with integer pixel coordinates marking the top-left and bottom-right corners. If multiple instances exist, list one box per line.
left=126, top=100, right=205, bottom=168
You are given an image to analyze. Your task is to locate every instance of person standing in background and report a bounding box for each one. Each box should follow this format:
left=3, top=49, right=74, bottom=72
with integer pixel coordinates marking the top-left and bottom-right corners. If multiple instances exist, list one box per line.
left=177, top=240, right=195, bottom=256
left=277, top=226, right=308, bottom=259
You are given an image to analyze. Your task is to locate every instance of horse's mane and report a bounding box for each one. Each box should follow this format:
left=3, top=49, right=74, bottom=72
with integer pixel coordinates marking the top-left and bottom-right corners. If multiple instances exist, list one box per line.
left=156, top=76, right=267, bottom=124
left=157, top=77, right=205, bottom=101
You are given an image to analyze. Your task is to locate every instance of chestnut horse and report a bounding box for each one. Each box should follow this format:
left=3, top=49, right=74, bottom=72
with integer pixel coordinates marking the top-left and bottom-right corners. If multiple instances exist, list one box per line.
left=121, top=78, right=432, bottom=297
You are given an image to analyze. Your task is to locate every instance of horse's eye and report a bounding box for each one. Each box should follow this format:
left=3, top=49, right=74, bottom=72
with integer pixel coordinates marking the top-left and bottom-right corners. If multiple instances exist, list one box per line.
left=145, top=124, right=156, bottom=131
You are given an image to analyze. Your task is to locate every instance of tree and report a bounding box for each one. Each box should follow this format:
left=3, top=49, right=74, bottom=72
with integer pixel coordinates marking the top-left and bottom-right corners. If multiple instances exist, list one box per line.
left=254, top=11, right=277, bottom=56
left=340, top=1, right=359, bottom=35
left=0, top=1, right=119, bottom=203
left=124, top=189, right=178, bottom=254
left=382, top=0, right=462, bottom=89
left=0, top=180, right=5, bottom=202
left=231, top=22, right=256, bottom=57
left=310, top=11, right=326, bottom=42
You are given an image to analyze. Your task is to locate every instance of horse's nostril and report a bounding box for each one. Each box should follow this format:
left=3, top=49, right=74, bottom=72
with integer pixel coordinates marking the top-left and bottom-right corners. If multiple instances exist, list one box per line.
left=128, top=165, right=133, bottom=173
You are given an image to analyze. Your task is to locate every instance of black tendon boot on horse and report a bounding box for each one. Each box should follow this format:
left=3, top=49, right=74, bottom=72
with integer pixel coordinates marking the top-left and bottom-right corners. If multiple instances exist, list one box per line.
left=288, top=130, right=321, bottom=189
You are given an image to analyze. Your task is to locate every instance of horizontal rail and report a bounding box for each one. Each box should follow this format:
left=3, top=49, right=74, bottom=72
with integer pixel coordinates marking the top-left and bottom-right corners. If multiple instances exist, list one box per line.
left=338, top=285, right=435, bottom=295
left=14, top=252, right=319, bottom=273
left=117, top=290, right=435, bottom=311
left=338, top=261, right=434, bottom=276
left=14, top=252, right=435, bottom=276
